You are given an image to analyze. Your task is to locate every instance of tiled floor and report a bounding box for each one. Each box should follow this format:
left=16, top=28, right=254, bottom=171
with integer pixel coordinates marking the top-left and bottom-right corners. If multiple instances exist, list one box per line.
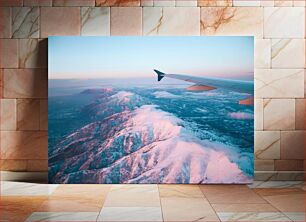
left=0, top=181, right=305, bottom=222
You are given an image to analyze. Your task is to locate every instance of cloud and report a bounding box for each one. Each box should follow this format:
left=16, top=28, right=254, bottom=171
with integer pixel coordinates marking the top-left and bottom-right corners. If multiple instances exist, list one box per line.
left=228, top=112, right=254, bottom=120
left=153, top=91, right=180, bottom=99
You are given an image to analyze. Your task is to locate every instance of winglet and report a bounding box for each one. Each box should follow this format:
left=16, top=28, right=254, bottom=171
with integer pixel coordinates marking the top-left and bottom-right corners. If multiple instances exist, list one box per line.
left=154, top=69, right=165, bottom=81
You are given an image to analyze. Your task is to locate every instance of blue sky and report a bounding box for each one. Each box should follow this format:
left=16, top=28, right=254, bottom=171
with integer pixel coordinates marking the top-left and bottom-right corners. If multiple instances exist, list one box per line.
left=49, top=36, right=254, bottom=79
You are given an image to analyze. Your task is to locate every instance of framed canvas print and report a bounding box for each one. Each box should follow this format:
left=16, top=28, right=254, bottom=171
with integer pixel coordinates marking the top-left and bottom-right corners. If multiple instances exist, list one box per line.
left=48, top=36, right=254, bottom=184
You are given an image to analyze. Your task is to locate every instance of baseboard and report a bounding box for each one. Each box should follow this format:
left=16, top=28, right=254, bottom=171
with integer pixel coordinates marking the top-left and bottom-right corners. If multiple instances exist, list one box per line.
left=1, top=171, right=48, bottom=183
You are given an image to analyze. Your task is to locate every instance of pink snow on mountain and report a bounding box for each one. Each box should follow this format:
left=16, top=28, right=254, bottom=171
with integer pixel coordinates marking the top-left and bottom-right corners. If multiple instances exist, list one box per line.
left=228, top=112, right=254, bottom=120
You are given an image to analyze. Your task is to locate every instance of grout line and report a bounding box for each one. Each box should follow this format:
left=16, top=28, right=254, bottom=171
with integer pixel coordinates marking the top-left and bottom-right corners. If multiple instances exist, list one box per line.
left=157, top=184, right=165, bottom=222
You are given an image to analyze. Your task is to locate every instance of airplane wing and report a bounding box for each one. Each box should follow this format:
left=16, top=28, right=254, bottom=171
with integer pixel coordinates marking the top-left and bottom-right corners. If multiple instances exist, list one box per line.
left=154, top=69, right=254, bottom=105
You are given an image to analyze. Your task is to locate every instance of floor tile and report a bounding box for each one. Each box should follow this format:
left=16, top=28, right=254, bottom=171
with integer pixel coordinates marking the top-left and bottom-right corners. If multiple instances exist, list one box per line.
left=103, top=185, right=160, bottom=207
left=0, top=196, right=47, bottom=221
left=212, top=203, right=278, bottom=212
left=248, top=181, right=304, bottom=189
left=25, top=212, right=99, bottom=221
left=37, top=196, right=104, bottom=212
left=161, top=197, right=219, bottom=221
left=98, top=207, right=162, bottom=221
left=283, top=212, right=305, bottom=222
left=217, top=212, right=291, bottom=221
left=1, top=181, right=58, bottom=196
left=200, top=185, right=266, bottom=204
left=158, top=184, right=204, bottom=198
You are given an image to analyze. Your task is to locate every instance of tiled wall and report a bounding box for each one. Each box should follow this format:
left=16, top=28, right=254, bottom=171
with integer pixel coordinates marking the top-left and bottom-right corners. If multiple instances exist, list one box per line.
left=0, top=0, right=305, bottom=181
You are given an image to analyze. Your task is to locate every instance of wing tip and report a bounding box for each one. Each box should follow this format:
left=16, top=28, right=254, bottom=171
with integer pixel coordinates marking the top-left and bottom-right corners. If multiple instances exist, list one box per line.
left=154, top=69, right=165, bottom=81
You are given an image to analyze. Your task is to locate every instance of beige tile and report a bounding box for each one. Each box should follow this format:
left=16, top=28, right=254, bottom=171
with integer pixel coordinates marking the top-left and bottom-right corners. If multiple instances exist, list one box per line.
left=17, top=99, right=40, bottom=130
left=293, top=0, right=305, bottom=6
left=98, top=207, right=163, bottom=221
left=176, top=0, right=197, bottom=6
left=275, top=160, right=304, bottom=171
left=263, top=99, right=295, bottom=130
left=261, top=0, right=274, bottom=6
left=23, top=0, right=52, bottom=6
left=40, top=99, right=48, bottom=130
left=12, top=7, right=39, bottom=38
left=158, top=184, right=204, bottom=198
left=274, top=0, right=293, bottom=6
left=212, top=203, right=278, bottom=212
left=295, top=99, right=305, bottom=130
left=254, top=160, right=275, bottom=171
left=200, top=7, right=263, bottom=37
left=53, top=0, right=95, bottom=6
left=272, top=39, right=305, bottom=68
left=255, top=39, right=271, bottom=68
left=255, top=131, right=280, bottom=160
left=198, top=0, right=232, bottom=6
left=280, top=131, right=304, bottom=160
left=217, top=212, right=291, bottom=221
left=0, top=69, right=2, bottom=98
left=141, top=0, right=153, bottom=6
left=26, top=212, right=99, bottom=221
left=110, top=7, right=142, bottom=36
left=104, top=185, right=160, bottom=207
left=96, top=0, right=140, bottom=6
left=3, top=69, right=48, bottom=98
left=143, top=7, right=200, bottom=36
left=41, top=7, right=80, bottom=38
left=81, top=7, right=110, bottom=36
left=161, top=197, right=219, bottom=221
left=255, top=99, right=263, bottom=130
left=153, top=0, right=175, bottom=6
left=0, top=0, right=23, bottom=6
left=0, top=99, right=16, bottom=130
left=0, top=39, right=18, bottom=68
left=19, top=39, right=47, bottom=68
left=0, top=159, right=27, bottom=171
left=264, top=7, right=305, bottom=38
left=233, top=0, right=260, bottom=6
left=200, top=185, right=266, bottom=204
left=27, top=159, right=48, bottom=172
left=255, top=69, right=304, bottom=98
left=1, top=131, right=48, bottom=159
left=0, top=7, right=11, bottom=38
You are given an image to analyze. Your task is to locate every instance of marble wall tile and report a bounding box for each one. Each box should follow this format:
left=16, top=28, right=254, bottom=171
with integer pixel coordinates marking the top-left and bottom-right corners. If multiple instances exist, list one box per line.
left=293, top=0, right=305, bottom=6
left=0, top=99, right=16, bottom=130
left=260, top=0, right=274, bottom=6
left=255, top=99, right=263, bottom=130
left=176, top=0, right=197, bottom=6
left=272, top=39, right=305, bottom=68
left=26, top=212, right=99, bottom=222
left=110, top=7, right=142, bottom=35
left=153, top=0, right=175, bottom=6
left=96, top=0, right=140, bottom=6
left=39, top=99, right=48, bottom=130
left=159, top=184, right=204, bottom=198
left=0, top=39, right=18, bottom=68
left=200, top=7, right=263, bottom=37
left=53, top=0, right=95, bottom=6
left=0, top=0, right=22, bottom=6
left=274, top=0, right=293, bottom=6
left=0, top=159, right=27, bottom=171
left=295, top=99, right=305, bottom=130
left=41, top=7, right=80, bottom=38
left=81, top=7, right=110, bottom=36
left=255, top=39, right=271, bottom=68
left=0, top=69, right=3, bottom=98
left=0, top=131, right=48, bottom=159
left=280, top=131, right=304, bottom=159
left=254, top=160, right=275, bottom=171
left=212, top=203, right=278, bottom=212
left=255, top=131, right=280, bottom=159
left=19, top=39, right=47, bottom=68
left=23, top=0, right=52, bottom=6
left=12, top=7, right=39, bottom=38
left=233, top=0, right=261, bottom=6
left=217, top=212, right=290, bottom=222
left=275, top=160, right=304, bottom=171
left=198, top=0, right=232, bottom=6
left=264, top=7, right=305, bottom=38
left=263, top=99, right=295, bottom=130
left=143, top=7, right=200, bottom=35
left=3, top=69, right=48, bottom=99
left=254, top=171, right=304, bottom=181
left=141, top=0, right=153, bottom=6
left=17, top=99, right=40, bottom=130
left=0, top=7, right=11, bottom=38
left=27, top=160, right=48, bottom=171
left=255, top=69, right=304, bottom=98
